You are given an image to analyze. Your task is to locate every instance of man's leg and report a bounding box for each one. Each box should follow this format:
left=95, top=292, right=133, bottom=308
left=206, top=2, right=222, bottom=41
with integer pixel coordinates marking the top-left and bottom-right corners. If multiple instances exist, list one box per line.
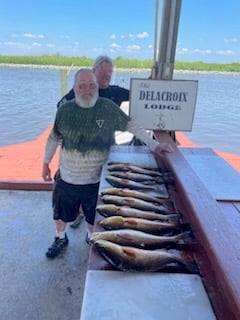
left=46, top=219, right=68, bottom=258
left=70, top=205, right=84, bottom=228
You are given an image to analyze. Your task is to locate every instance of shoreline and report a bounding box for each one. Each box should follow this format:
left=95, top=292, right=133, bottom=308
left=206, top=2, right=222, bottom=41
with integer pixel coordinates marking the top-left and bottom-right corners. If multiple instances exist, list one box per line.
left=1, top=63, right=240, bottom=76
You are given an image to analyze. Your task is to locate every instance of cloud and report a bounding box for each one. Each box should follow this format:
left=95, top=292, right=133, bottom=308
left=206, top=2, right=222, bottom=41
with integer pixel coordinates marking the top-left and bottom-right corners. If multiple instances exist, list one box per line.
left=216, top=50, right=235, bottom=56
left=126, top=44, right=141, bottom=51
left=23, top=33, right=45, bottom=39
left=46, top=43, right=55, bottom=48
left=224, top=38, right=239, bottom=44
left=92, top=47, right=104, bottom=53
left=110, top=43, right=121, bottom=50
left=32, top=42, right=42, bottom=47
left=60, top=35, right=70, bottom=39
left=110, top=34, right=116, bottom=39
left=193, top=48, right=212, bottom=55
left=136, top=32, right=149, bottom=39
left=176, top=47, right=189, bottom=54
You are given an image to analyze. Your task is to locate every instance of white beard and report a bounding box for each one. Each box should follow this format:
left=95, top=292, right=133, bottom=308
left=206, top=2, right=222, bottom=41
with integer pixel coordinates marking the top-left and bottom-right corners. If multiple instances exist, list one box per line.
left=75, top=93, right=98, bottom=108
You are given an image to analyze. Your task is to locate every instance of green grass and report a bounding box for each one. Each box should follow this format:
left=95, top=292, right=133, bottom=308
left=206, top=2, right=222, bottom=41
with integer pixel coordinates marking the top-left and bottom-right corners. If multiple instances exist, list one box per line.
left=0, top=54, right=240, bottom=73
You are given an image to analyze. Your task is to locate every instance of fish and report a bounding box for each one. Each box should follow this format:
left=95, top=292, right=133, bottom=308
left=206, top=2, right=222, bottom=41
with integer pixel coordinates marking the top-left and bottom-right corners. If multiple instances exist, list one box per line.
left=101, top=187, right=174, bottom=211
left=101, top=195, right=175, bottom=214
left=107, top=170, right=164, bottom=183
left=96, top=204, right=180, bottom=223
left=107, top=161, right=157, bottom=170
left=93, top=239, right=197, bottom=272
left=107, top=164, right=163, bottom=177
left=105, top=175, right=158, bottom=190
left=99, top=216, right=181, bottom=234
left=90, top=229, right=192, bottom=249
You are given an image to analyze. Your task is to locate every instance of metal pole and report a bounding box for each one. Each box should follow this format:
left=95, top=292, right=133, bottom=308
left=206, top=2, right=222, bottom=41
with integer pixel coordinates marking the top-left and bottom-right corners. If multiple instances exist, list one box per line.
left=151, top=0, right=160, bottom=79
left=153, top=0, right=159, bottom=63
left=157, top=0, right=182, bottom=80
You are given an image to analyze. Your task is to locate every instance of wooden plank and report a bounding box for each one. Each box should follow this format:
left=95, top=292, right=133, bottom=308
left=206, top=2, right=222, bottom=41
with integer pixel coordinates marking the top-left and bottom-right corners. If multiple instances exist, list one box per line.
left=154, top=131, right=240, bottom=320
left=180, top=148, right=240, bottom=201
left=0, top=180, right=53, bottom=191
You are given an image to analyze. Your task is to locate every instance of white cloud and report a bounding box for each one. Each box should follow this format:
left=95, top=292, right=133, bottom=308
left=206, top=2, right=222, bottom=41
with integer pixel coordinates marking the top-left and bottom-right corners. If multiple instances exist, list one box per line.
left=176, top=47, right=189, bottom=54
left=60, top=35, right=70, bottom=39
left=224, top=38, right=239, bottom=44
left=23, top=33, right=45, bottom=39
left=110, top=43, right=121, bottom=50
left=136, top=32, right=149, bottom=39
left=126, top=44, right=141, bottom=51
left=193, top=48, right=212, bottom=55
left=110, top=34, right=116, bottom=39
left=92, top=47, right=104, bottom=53
left=46, top=43, right=55, bottom=48
left=216, top=50, right=234, bottom=55
left=32, top=42, right=42, bottom=47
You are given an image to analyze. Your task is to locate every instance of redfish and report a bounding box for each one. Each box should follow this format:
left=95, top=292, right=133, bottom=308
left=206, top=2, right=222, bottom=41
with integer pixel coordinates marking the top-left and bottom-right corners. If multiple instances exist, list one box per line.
left=93, top=239, right=197, bottom=272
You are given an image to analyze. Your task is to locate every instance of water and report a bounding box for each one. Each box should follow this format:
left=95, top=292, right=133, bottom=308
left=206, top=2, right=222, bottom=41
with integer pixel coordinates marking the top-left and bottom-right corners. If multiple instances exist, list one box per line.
left=0, top=67, right=239, bottom=155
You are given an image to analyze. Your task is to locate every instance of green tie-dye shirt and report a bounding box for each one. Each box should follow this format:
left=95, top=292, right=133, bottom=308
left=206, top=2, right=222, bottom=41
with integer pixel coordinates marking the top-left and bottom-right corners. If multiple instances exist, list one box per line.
left=51, top=97, right=130, bottom=184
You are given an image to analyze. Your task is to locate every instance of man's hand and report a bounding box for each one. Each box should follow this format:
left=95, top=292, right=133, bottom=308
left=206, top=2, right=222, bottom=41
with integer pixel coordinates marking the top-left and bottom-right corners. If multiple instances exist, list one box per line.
left=154, top=142, right=174, bottom=155
left=42, top=163, right=52, bottom=181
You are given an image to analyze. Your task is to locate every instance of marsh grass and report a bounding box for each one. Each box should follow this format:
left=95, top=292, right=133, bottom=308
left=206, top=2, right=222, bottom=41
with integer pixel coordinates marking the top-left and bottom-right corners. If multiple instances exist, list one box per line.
left=0, top=55, right=240, bottom=72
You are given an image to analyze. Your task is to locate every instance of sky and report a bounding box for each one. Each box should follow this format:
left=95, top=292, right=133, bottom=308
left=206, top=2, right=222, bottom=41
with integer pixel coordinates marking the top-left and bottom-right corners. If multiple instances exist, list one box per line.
left=0, top=0, right=239, bottom=64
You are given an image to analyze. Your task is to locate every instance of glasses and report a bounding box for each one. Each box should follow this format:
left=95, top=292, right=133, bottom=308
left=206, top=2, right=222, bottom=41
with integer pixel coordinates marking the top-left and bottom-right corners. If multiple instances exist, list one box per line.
left=77, top=82, right=97, bottom=90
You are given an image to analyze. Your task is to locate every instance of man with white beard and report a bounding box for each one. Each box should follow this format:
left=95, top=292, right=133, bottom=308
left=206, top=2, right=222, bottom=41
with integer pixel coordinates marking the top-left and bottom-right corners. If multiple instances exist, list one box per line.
left=42, top=68, right=174, bottom=259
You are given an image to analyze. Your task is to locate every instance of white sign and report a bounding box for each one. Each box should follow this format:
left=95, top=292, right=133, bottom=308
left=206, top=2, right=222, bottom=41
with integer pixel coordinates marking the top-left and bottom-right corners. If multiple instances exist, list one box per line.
left=130, top=79, right=198, bottom=131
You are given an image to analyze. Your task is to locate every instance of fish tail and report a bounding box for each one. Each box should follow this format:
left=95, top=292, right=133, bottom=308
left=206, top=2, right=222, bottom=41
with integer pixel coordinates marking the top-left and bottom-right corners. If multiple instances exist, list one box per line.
left=166, top=213, right=181, bottom=224
left=179, top=223, right=192, bottom=233
left=162, top=200, right=175, bottom=211
left=175, top=230, right=193, bottom=246
left=181, top=257, right=199, bottom=274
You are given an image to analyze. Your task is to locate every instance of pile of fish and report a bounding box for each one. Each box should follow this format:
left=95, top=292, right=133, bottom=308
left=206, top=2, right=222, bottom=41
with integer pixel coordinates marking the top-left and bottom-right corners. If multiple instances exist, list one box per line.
left=90, top=161, right=196, bottom=273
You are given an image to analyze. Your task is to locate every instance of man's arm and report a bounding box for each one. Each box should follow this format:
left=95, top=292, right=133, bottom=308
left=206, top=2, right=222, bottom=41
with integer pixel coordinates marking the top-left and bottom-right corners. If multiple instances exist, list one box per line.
left=57, top=88, right=75, bottom=108
left=126, top=120, right=174, bottom=155
left=42, top=130, right=60, bottom=181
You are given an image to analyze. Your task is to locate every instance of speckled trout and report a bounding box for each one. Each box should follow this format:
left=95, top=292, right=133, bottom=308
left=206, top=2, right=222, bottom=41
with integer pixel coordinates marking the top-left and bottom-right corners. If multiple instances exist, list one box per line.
left=107, top=163, right=163, bottom=176
left=90, top=229, right=192, bottom=249
left=96, top=204, right=180, bottom=223
left=101, top=195, right=175, bottom=214
left=99, top=216, right=181, bottom=234
left=101, top=188, right=174, bottom=211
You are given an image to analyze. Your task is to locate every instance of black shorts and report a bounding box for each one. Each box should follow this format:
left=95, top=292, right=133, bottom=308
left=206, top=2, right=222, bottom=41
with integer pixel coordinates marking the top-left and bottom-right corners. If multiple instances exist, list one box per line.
left=52, top=171, right=99, bottom=225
